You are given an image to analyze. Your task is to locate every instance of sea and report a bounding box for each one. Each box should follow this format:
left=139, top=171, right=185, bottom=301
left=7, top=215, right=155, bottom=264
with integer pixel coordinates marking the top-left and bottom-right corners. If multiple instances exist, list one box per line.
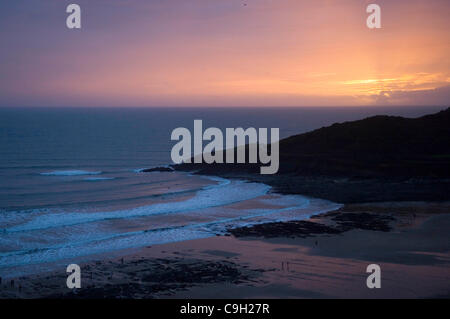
left=0, top=106, right=442, bottom=277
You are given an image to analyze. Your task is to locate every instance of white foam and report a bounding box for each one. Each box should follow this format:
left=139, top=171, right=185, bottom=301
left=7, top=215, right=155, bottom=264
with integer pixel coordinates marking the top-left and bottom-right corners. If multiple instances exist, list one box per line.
left=83, top=177, right=115, bottom=181
left=0, top=194, right=342, bottom=273
left=40, top=170, right=102, bottom=176
left=5, top=178, right=270, bottom=233
left=0, top=173, right=343, bottom=276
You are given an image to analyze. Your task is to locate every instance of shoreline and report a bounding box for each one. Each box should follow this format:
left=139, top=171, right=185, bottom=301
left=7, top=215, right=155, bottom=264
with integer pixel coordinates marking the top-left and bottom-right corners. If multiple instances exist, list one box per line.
left=1, top=200, right=448, bottom=299
left=175, top=170, right=450, bottom=204
left=0, top=174, right=341, bottom=280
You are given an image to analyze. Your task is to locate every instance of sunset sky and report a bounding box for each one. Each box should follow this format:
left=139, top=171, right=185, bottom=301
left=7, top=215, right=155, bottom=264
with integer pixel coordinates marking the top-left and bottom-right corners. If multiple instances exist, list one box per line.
left=0, top=0, right=449, bottom=107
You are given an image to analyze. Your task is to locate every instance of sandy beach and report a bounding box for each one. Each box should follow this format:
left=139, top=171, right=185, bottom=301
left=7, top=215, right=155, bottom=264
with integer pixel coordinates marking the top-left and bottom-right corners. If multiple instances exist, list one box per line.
left=1, top=201, right=448, bottom=299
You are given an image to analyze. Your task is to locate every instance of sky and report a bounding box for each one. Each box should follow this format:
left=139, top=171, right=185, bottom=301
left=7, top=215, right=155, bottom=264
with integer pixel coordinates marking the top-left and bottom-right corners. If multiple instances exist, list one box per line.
left=0, top=0, right=449, bottom=107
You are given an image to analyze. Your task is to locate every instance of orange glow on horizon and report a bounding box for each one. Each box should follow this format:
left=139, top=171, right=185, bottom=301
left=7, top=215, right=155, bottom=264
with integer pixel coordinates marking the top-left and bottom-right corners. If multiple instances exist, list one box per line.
left=1, top=0, right=449, bottom=107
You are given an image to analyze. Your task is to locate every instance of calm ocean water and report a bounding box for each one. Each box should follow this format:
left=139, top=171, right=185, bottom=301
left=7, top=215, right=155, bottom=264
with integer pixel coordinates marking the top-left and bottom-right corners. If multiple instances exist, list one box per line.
left=0, top=106, right=441, bottom=276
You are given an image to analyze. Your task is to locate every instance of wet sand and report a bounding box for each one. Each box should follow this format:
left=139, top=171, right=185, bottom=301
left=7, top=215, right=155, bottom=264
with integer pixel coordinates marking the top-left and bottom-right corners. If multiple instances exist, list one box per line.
left=0, top=201, right=449, bottom=299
